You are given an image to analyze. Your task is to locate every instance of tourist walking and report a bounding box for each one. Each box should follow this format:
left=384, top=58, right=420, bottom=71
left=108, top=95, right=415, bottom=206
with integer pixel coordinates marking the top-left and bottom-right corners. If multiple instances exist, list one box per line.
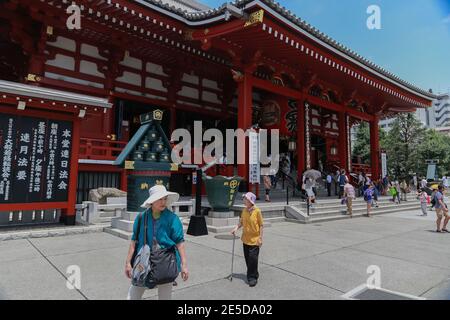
left=343, top=182, right=356, bottom=217
left=358, top=172, right=364, bottom=197
left=326, top=172, right=332, bottom=197
left=418, top=188, right=429, bottom=216
left=364, top=184, right=375, bottom=217
left=400, top=180, right=408, bottom=201
left=443, top=175, right=449, bottom=190
left=433, top=185, right=450, bottom=233
left=413, top=174, right=418, bottom=192
left=263, top=175, right=272, bottom=202
left=372, top=182, right=379, bottom=208
left=231, top=192, right=264, bottom=287
left=338, top=169, right=348, bottom=199
left=420, top=177, right=428, bottom=190
left=125, top=185, right=188, bottom=300
left=335, top=169, right=340, bottom=196
left=304, top=176, right=316, bottom=208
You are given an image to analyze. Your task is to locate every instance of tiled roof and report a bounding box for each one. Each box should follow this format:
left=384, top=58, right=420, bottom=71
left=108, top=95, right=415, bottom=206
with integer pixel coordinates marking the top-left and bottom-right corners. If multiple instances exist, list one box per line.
left=137, top=0, right=436, bottom=99
left=157, top=0, right=210, bottom=12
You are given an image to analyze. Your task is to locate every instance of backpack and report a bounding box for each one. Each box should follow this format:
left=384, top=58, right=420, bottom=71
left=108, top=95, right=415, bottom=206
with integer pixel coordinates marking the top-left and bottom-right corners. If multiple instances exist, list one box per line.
left=431, top=193, right=437, bottom=206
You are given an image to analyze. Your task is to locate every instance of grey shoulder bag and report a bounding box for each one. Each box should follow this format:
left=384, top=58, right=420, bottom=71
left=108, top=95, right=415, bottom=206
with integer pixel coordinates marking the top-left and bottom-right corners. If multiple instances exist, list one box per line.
left=131, top=210, right=151, bottom=287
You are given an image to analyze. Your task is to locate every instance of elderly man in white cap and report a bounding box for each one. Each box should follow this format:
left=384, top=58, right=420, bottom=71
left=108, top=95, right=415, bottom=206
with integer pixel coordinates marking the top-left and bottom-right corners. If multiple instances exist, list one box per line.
left=125, top=185, right=188, bottom=300
left=231, top=192, right=264, bottom=287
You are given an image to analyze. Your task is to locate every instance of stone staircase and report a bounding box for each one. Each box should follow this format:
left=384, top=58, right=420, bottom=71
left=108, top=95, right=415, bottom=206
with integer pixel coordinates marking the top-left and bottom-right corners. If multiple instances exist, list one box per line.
left=286, top=194, right=420, bottom=224
left=103, top=193, right=421, bottom=238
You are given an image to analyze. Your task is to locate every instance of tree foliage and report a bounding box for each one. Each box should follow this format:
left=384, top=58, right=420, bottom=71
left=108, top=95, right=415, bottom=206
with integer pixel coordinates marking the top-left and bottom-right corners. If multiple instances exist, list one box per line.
left=352, top=113, right=450, bottom=180
left=352, top=122, right=386, bottom=165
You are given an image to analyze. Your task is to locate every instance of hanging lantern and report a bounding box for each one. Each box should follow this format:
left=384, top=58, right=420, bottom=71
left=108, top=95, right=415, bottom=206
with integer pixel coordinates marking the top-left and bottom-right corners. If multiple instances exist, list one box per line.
left=288, top=139, right=297, bottom=151
left=330, top=144, right=338, bottom=155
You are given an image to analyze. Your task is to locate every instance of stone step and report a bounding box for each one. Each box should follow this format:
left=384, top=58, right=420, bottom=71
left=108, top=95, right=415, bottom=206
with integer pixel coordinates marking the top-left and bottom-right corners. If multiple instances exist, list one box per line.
left=306, top=205, right=421, bottom=223
left=99, top=210, right=119, bottom=218
left=308, top=203, right=420, bottom=218
left=111, top=218, right=134, bottom=233
left=104, top=227, right=133, bottom=240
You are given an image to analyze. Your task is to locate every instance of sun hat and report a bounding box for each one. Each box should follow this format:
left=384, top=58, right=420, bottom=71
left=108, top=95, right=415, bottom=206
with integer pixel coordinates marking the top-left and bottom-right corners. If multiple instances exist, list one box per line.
left=242, top=192, right=256, bottom=205
left=141, top=185, right=179, bottom=208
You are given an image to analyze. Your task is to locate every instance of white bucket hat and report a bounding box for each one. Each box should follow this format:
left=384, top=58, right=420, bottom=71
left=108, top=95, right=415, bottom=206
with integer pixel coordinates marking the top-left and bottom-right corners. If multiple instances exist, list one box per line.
left=140, top=185, right=179, bottom=208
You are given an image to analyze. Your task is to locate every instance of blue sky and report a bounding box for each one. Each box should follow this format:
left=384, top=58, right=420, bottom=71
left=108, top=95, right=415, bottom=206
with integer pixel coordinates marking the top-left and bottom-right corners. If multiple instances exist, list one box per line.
left=201, top=0, right=450, bottom=94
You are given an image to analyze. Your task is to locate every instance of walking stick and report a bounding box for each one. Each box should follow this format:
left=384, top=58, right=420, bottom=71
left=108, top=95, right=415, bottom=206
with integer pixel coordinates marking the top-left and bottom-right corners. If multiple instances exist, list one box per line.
left=228, top=234, right=236, bottom=281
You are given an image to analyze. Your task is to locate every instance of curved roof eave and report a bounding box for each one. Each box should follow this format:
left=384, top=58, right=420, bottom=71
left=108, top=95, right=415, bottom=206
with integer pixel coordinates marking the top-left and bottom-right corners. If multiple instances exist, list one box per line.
left=134, top=0, right=437, bottom=101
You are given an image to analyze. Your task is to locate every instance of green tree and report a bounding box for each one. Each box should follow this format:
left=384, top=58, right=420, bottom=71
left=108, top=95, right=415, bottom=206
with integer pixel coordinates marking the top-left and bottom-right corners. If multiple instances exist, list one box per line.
left=415, top=129, right=450, bottom=177
left=384, top=113, right=425, bottom=179
left=352, top=122, right=387, bottom=165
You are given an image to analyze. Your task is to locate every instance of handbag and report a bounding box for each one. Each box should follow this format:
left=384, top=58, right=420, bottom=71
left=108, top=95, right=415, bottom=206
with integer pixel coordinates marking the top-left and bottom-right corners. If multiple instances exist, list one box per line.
left=131, top=211, right=151, bottom=288
left=146, top=217, right=179, bottom=289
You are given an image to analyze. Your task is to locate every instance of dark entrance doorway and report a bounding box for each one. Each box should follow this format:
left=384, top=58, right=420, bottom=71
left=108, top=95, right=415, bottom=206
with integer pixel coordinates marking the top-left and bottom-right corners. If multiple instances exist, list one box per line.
left=311, top=135, right=327, bottom=172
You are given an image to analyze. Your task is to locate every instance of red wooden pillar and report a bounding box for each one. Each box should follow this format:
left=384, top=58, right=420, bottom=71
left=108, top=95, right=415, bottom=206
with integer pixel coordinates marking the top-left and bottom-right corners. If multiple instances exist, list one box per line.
left=237, top=72, right=252, bottom=191
left=370, top=116, right=380, bottom=180
left=104, top=97, right=114, bottom=138
left=297, top=99, right=305, bottom=180
left=63, top=118, right=81, bottom=225
left=338, top=111, right=348, bottom=172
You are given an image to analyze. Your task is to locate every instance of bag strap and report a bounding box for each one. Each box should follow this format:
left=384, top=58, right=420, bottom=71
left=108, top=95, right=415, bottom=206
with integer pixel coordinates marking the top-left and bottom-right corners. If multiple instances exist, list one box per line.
left=143, top=210, right=148, bottom=246
left=152, top=216, right=159, bottom=251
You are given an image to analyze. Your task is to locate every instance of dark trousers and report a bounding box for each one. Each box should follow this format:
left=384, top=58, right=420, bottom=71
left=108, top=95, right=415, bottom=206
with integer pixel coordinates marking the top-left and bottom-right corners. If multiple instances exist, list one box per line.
left=243, top=244, right=260, bottom=281
left=327, top=183, right=331, bottom=196
left=335, top=182, right=339, bottom=195
left=338, top=186, right=345, bottom=199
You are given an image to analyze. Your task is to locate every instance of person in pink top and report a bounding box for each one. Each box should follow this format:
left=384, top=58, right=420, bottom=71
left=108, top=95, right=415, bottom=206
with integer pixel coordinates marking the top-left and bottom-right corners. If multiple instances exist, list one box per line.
left=343, top=182, right=356, bottom=217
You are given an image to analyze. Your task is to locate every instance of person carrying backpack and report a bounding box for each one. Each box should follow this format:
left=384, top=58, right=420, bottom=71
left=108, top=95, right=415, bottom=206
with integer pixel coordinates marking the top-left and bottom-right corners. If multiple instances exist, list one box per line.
left=434, top=185, right=450, bottom=233
left=364, top=184, right=375, bottom=217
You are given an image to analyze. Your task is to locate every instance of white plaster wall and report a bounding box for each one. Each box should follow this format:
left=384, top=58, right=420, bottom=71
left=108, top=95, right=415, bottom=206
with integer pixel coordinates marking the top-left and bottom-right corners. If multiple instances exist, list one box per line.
left=120, top=55, right=142, bottom=70
left=116, top=71, right=141, bottom=86
left=47, top=36, right=76, bottom=52
left=182, top=73, right=199, bottom=85
left=145, top=93, right=167, bottom=101
left=179, top=86, right=198, bottom=99
left=202, top=91, right=221, bottom=104
left=145, top=77, right=167, bottom=92
left=176, top=100, right=201, bottom=108
left=116, top=87, right=142, bottom=96
left=146, top=62, right=167, bottom=76
left=80, top=60, right=104, bottom=78
left=44, top=72, right=104, bottom=89
left=202, top=78, right=219, bottom=90
left=46, top=54, right=75, bottom=71
left=80, top=43, right=107, bottom=61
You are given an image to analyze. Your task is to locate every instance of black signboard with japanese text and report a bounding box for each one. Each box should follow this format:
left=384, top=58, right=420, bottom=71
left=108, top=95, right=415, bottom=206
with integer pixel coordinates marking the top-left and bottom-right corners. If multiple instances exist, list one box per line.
left=0, top=114, right=72, bottom=204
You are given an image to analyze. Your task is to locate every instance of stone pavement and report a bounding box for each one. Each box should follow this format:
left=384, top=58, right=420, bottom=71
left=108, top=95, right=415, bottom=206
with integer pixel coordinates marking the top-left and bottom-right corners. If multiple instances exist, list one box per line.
left=0, top=208, right=449, bottom=300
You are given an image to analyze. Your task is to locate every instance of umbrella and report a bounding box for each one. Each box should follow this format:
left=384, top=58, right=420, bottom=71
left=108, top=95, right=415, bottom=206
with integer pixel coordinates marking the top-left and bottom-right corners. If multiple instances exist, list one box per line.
left=303, top=169, right=322, bottom=180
